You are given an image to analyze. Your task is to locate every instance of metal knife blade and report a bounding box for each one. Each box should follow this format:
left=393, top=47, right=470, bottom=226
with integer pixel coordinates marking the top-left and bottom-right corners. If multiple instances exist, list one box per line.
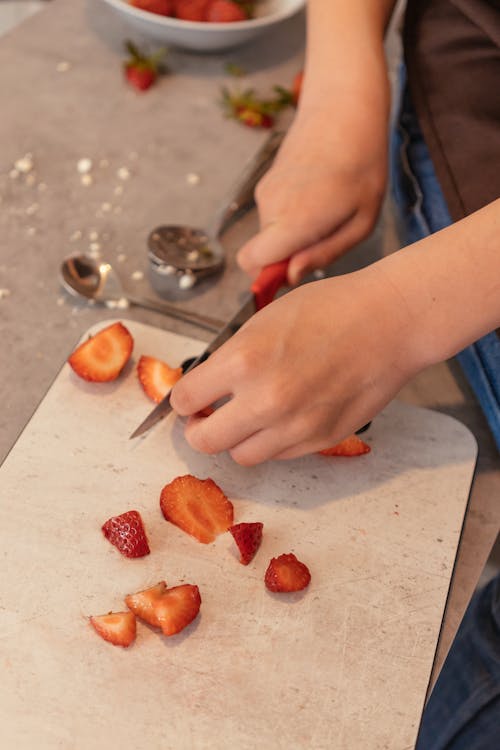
left=129, top=259, right=289, bottom=439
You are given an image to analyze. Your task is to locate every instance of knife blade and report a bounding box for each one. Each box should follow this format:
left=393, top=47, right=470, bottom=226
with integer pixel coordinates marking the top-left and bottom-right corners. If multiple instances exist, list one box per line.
left=129, top=259, right=289, bottom=439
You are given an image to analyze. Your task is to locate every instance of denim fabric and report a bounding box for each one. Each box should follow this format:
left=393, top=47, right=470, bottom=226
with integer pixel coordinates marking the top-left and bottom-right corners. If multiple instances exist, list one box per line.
left=390, top=79, right=500, bottom=454
left=415, top=577, right=500, bottom=750
left=391, top=72, right=500, bottom=750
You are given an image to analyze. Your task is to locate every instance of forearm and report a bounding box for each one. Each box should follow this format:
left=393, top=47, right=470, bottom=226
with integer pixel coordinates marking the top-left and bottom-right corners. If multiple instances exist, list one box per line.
left=376, top=199, right=500, bottom=368
left=299, top=1, right=398, bottom=122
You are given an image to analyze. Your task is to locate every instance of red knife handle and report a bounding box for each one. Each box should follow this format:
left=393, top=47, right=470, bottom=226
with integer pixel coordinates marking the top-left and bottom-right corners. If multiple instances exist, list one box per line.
left=251, top=259, right=290, bottom=311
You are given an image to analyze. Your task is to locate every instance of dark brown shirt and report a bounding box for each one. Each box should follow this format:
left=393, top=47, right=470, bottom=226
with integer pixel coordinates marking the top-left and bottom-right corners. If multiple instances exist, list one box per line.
left=404, top=0, right=500, bottom=221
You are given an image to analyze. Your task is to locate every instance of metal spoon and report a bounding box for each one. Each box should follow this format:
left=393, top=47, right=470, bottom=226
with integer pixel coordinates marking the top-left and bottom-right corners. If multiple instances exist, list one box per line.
left=60, top=254, right=224, bottom=333
left=147, top=130, right=285, bottom=290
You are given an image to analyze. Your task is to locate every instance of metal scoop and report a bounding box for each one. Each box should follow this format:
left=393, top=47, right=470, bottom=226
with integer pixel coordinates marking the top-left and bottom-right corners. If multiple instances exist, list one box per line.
left=147, top=130, right=285, bottom=290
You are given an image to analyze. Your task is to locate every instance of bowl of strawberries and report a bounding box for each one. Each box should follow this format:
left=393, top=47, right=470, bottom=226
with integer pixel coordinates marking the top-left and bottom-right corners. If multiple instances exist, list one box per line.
left=100, top=0, right=305, bottom=52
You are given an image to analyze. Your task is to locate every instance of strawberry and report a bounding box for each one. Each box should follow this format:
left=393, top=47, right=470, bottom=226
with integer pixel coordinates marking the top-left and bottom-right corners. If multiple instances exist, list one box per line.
left=89, top=611, right=137, bottom=647
left=152, top=583, right=201, bottom=636
left=137, top=355, right=182, bottom=403
left=264, top=553, right=311, bottom=593
left=102, top=510, right=150, bottom=558
left=125, top=581, right=167, bottom=627
left=174, top=0, right=210, bottom=20
left=130, top=0, right=174, bottom=15
left=160, top=474, right=234, bottom=544
left=221, top=85, right=294, bottom=129
left=68, top=321, right=133, bottom=382
left=292, top=70, right=303, bottom=105
left=319, top=435, right=371, bottom=457
left=229, top=522, right=263, bottom=565
left=206, top=0, right=248, bottom=22
left=123, top=41, right=167, bottom=92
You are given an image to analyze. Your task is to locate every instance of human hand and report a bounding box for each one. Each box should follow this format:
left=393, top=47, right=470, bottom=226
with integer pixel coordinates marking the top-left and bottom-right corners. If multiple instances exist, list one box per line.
left=237, top=106, right=388, bottom=286
left=170, top=262, right=421, bottom=466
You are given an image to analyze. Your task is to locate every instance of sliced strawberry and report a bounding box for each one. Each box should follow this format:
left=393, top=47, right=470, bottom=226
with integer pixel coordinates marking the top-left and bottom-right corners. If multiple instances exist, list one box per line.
left=102, top=510, right=150, bottom=558
left=152, top=584, right=201, bottom=636
left=68, top=321, right=133, bottom=382
left=264, top=553, right=311, bottom=593
left=130, top=0, right=174, bottom=15
left=89, top=611, right=136, bottom=647
left=206, top=0, right=248, bottom=22
left=319, top=435, right=371, bottom=457
left=160, top=474, right=234, bottom=544
left=137, top=355, right=182, bottom=403
left=229, top=522, right=263, bottom=565
left=174, top=0, right=210, bottom=21
left=125, top=581, right=167, bottom=627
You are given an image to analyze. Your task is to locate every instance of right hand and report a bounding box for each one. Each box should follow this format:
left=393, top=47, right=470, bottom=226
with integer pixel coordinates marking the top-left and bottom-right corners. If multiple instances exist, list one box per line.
left=237, top=103, right=388, bottom=285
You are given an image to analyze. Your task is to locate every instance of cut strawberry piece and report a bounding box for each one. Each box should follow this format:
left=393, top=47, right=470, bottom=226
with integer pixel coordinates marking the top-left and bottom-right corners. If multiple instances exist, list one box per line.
left=89, top=611, right=137, bottom=647
left=137, top=355, right=182, bottom=403
left=174, top=0, right=210, bottom=20
left=160, top=474, right=234, bottom=544
left=102, top=510, right=150, bottom=558
left=130, top=0, right=174, bottom=15
left=206, top=0, right=248, bottom=22
left=152, top=584, right=201, bottom=636
left=264, top=553, right=311, bottom=593
left=68, top=321, right=133, bottom=382
left=125, top=581, right=167, bottom=627
left=229, top=522, right=263, bottom=565
left=319, top=435, right=371, bottom=457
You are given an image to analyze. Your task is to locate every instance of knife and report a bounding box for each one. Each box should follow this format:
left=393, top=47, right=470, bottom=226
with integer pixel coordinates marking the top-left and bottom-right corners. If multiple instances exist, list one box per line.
left=129, top=259, right=290, bottom=439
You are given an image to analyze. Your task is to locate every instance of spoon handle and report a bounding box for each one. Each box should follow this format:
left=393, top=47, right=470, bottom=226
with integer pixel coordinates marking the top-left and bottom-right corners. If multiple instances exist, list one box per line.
left=125, top=294, right=224, bottom=333
left=209, top=130, right=286, bottom=239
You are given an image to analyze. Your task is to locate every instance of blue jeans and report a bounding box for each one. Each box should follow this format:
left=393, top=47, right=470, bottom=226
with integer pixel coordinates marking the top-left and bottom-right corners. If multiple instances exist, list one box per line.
left=391, top=77, right=500, bottom=750
left=390, top=83, right=500, bottom=455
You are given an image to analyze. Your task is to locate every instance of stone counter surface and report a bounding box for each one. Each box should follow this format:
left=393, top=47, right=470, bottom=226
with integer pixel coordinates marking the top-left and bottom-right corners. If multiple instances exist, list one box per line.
left=0, top=0, right=499, bottom=741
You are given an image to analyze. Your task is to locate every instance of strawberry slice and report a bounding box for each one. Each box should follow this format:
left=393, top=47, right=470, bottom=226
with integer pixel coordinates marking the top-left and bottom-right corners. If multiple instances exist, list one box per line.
left=125, top=581, right=167, bottom=627
left=137, top=355, right=182, bottom=403
left=229, top=522, right=263, bottom=565
left=319, top=435, right=371, bottom=457
left=89, top=611, right=137, bottom=647
left=264, top=553, right=311, bottom=593
left=102, top=510, right=150, bottom=558
left=152, top=584, right=201, bottom=636
left=68, top=321, right=133, bottom=382
left=160, top=475, right=234, bottom=544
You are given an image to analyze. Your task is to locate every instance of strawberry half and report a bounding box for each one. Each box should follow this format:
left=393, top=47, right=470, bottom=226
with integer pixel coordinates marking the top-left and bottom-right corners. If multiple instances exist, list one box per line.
left=152, top=584, right=201, bottom=636
left=89, top=611, right=137, bottom=647
left=137, top=355, right=182, bottom=403
left=319, top=435, right=371, bottom=457
left=174, top=0, right=210, bottom=20
left=68, top=321, right=133, bottom=382
left=102, top=510, right=150, bottom=558
left=264, top=553, right=311, bottom=593
left=160, top=474, right=234, bottom=544
left=130, top=0, right=174, bottom=15
left=125, top=581, right=167, bottom=627
left=206, top=0, right=248, bottom=22
left=229, top=522, right=263, bottom=565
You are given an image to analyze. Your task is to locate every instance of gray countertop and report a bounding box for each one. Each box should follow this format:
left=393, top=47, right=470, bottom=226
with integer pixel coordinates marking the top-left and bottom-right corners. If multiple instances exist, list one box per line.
left=0, top=0, right=498, bottom=700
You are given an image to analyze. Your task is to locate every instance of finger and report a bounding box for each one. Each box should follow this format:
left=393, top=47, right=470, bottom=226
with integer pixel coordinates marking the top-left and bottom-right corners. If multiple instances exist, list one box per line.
left=183, top=398, right=262, bottom=456
left=287, top=211, right=369, bottom=284
left=237, top=222, right=301, bottom=282
left=170, top=355, right=231, bottom=417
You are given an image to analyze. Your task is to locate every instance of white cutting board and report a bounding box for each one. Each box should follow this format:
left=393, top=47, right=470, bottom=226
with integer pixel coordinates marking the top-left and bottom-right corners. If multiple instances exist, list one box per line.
left=0, top=320, right=477, bottom=750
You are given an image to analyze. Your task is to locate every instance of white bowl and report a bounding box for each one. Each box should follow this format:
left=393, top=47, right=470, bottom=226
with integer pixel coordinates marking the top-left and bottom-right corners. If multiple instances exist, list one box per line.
left=100, top=0, right=305, bottom=52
